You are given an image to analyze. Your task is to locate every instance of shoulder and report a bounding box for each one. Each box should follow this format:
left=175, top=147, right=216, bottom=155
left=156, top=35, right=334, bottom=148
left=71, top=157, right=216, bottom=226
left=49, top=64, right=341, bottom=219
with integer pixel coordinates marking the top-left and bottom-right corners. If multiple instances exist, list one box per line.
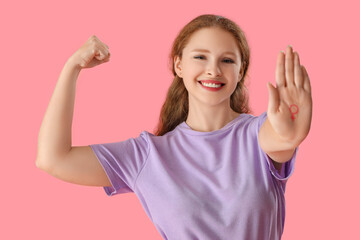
left=232, top=112, right=267, bottom=132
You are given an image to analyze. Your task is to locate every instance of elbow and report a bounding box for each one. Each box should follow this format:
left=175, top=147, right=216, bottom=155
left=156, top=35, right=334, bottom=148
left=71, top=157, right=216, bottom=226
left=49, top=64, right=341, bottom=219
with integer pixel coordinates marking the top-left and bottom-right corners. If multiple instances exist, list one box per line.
left=35, top=157, right=54, bottom=173
left=35, top=158, right=43, bottom=169
left=35, top=149, right=71, bottom=173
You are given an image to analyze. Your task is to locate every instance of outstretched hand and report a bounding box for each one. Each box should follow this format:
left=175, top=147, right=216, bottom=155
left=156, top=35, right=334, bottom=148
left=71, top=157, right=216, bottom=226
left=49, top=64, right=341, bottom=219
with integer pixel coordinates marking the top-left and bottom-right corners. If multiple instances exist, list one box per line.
left=266, top=45, right=312, bottom=145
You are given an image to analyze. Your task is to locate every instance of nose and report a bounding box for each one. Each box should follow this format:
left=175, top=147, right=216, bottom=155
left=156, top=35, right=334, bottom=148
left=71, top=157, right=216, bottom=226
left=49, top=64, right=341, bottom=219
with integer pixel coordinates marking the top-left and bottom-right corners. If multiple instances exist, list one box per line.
left=206, top=60, right=222, bottom=77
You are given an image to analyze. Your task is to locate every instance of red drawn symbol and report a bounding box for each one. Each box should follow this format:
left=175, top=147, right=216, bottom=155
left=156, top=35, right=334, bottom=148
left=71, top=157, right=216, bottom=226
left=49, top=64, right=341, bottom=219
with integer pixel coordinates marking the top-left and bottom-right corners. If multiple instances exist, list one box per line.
left=289, top=104, right=299, bottom=121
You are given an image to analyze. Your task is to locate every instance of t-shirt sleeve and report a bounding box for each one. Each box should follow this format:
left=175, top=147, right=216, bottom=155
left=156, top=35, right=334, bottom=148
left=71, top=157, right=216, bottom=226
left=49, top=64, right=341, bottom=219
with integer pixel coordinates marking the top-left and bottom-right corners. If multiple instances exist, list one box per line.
left=254, top=111, right=298, bottom=183
left=88, top=131, right=150, bottom=196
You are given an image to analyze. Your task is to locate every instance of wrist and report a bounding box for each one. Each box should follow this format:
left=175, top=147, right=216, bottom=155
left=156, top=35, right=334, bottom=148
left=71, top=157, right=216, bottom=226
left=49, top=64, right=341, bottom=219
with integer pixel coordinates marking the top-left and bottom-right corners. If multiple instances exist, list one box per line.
left=65, top=57, right=82, bottom=72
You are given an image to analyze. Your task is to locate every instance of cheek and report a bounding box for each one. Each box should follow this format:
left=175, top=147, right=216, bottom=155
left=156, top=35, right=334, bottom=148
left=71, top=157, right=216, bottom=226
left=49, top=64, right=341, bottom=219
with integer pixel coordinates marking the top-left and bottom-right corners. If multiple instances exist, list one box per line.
left=227, top=65, right=239, bottom=74
left=230, top=68, right=241, bottom=81
left=189, top=62, right=205, bottom=72
left=183, top=66, right=203, bottom=80
left=182, top=76, right=197, bottom=91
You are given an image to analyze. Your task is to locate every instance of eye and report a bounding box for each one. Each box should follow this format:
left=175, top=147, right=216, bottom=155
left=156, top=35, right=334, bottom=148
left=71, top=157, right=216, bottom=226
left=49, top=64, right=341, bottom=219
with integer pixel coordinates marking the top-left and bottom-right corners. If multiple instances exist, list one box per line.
left=194, top=55, right=205, bottom=60
left=223, top=58, right=235, bottom=64
left=193, top=55, right=234, bottom=64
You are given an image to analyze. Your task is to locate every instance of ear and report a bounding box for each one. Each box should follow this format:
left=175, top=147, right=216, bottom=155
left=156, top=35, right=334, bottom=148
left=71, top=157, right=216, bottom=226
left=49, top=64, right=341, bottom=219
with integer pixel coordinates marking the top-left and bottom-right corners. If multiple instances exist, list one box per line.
left=174, top=55, right=183, bottom=78
left=238, top=65, right=243, bottom=82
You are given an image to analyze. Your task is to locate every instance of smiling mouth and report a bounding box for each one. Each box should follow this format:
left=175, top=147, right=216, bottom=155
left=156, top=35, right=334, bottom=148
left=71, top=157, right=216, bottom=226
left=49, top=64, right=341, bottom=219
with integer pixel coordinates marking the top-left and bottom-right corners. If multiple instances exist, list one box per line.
left=197, top=81, right=225, bottom=92
left=198, top=81, right=225, bottom=87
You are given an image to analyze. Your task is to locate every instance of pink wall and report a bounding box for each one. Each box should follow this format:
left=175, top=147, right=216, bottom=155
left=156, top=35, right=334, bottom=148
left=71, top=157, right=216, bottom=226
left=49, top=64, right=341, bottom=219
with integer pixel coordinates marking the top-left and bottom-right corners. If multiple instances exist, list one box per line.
left=1, top=0, right=358, bottom=239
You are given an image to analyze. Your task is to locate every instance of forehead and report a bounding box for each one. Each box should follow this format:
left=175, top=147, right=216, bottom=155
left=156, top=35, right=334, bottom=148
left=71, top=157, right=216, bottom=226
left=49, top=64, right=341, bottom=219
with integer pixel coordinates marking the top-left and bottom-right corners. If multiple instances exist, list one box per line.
left=184, top=27, right=240, bottom=57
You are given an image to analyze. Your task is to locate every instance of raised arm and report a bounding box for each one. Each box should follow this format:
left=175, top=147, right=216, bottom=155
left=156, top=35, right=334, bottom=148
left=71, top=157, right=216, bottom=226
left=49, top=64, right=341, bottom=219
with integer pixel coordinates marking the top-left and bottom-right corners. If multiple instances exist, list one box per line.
left=259, top=45, right=312, bottom=166
left=36, top=35, right=111, bottom=186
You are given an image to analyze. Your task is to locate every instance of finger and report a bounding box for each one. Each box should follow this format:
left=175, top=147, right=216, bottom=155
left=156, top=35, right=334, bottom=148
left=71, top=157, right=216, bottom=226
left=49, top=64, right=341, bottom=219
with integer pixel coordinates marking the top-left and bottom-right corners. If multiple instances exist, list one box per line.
left=275, top=51, right=286, bottom=88
left=285, top=45, right=295, bottom=87
left=95, top=51, right=104, bottom=60
left=103, top=52, right=111, bottom=62
left=294, top=52, right=304, bottom=88
left=95, top=46, right=109, bottom=61
left=100, top=52, right=111, bottom=62
left=302, top=66, right=312, bottom=94
left=267, top=82, right=280, bottom=114
left=102, top=45, right=109, bottom=56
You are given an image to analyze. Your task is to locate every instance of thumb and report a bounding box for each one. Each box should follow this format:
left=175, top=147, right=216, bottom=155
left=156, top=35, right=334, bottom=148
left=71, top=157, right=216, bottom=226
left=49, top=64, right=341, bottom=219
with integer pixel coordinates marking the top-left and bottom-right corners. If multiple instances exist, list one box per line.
left=267, top=82, right=280, bottom=114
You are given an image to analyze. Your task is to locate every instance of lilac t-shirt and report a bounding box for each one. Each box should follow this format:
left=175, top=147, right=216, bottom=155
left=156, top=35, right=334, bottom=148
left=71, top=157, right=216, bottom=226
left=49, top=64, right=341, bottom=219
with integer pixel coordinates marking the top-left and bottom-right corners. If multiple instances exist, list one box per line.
left=89, top=111, right=298, bottom=240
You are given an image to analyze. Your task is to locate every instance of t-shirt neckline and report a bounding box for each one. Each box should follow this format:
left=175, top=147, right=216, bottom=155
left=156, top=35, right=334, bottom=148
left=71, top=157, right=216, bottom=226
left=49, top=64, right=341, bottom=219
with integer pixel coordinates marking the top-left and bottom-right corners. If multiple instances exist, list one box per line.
left=177, top=114, right=244, bottom=136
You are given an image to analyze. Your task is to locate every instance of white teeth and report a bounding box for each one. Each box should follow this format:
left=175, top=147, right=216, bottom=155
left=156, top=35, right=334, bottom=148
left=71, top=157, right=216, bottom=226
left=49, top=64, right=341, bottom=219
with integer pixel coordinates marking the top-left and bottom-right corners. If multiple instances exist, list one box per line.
left=201, top=82, right=222, bottom=88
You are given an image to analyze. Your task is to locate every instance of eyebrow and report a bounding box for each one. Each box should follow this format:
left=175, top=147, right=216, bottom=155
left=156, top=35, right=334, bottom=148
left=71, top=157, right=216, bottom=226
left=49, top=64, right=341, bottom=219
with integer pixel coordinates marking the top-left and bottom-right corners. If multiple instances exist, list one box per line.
left=191, top=49, right=237, bottom=57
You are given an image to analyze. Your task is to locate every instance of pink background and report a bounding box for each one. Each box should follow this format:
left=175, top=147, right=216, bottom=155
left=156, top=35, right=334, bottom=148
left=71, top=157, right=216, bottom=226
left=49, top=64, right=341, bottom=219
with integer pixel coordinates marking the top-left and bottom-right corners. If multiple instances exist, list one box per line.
left=1, top=0, right=359, bottom=239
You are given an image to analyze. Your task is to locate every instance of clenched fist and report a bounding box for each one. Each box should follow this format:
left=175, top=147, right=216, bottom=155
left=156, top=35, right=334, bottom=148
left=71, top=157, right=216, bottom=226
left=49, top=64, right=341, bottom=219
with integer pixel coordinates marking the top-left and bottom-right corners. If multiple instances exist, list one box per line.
left=68, top=35, right=111, bottom=69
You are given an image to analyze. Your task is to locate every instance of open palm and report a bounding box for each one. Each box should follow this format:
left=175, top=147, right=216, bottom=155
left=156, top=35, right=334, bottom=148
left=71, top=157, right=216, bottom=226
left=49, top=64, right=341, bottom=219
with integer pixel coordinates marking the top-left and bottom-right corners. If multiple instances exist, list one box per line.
left=266, top=45, right=312, bottom=144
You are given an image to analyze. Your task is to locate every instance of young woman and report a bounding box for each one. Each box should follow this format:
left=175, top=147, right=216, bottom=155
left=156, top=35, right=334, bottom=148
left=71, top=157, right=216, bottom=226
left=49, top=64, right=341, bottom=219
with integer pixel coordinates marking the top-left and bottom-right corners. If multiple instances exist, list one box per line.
left=36, top=14, right=312, bottom=240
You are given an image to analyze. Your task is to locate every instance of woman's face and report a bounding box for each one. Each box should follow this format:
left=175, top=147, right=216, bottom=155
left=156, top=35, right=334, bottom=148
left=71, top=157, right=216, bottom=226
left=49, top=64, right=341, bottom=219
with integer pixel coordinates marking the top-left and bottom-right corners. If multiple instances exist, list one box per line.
left=174, top=27, right=242, bottom=107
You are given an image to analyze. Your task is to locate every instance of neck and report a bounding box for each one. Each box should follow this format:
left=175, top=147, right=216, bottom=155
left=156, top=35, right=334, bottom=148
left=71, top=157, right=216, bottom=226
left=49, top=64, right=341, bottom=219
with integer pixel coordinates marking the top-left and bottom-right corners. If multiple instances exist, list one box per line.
left=185, top=98, right=240, bottom=132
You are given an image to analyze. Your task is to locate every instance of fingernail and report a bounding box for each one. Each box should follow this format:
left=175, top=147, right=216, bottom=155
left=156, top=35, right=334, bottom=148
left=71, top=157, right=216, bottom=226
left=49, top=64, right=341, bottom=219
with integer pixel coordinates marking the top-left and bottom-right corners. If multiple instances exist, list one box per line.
left=288, top=44, right=292, bottom=48
left=280, top=50, right=284, bottom=53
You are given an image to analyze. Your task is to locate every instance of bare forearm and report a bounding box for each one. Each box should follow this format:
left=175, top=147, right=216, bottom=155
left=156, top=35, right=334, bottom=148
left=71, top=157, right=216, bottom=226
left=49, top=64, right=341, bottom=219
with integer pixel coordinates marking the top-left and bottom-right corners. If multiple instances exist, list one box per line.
left=36, top=60, right=81, bottom=168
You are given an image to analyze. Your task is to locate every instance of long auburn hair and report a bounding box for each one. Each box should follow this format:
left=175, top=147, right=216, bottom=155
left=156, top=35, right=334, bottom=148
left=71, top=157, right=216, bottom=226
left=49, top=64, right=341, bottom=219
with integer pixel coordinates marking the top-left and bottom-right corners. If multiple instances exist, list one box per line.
left=154, top=14, right=252, bottom=136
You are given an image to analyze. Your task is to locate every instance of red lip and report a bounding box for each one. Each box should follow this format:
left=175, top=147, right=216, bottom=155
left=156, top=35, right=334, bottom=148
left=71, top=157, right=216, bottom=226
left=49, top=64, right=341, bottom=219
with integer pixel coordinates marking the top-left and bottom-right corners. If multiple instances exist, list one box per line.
left=198, top=80, right=225, bottom=85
